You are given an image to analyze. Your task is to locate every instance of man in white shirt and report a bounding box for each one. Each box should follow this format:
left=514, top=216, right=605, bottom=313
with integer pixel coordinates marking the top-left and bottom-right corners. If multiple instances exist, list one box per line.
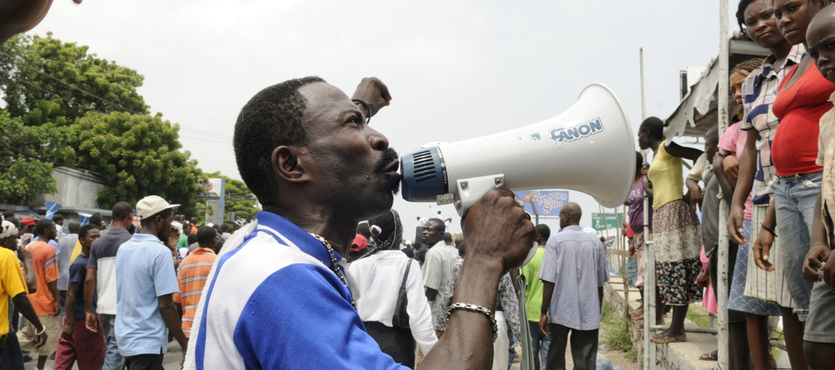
left=421, top=218, right=459, bottom=324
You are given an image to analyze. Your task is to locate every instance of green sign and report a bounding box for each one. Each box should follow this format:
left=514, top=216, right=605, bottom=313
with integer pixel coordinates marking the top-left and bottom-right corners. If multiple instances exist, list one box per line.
left=591, top=212, right=624, bottom=231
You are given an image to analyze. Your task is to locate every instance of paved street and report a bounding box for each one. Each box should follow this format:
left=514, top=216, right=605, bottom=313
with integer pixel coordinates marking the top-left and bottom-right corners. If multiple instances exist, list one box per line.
left=23, top=341, right=185, bottom=370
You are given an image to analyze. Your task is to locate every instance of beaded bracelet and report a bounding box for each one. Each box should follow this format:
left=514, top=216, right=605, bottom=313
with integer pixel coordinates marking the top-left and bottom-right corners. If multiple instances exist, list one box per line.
left=445, top=302, right=498, bottom=342
left=351, top=99, right=372, bottom=124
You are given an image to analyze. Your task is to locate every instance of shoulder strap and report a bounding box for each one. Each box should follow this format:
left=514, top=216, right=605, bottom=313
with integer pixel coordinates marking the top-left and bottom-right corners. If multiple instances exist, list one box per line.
left=400, top=261, right=411, bottom=289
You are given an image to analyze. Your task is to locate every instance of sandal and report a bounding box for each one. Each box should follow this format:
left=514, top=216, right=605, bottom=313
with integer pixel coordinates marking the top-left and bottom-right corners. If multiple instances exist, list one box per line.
left=650, top=333, right=685, bottom=344
left=699, top=350, right=718, bottom=361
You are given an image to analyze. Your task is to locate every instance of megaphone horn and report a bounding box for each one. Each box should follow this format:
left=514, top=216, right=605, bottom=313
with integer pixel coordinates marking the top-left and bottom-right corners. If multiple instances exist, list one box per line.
left=400, top=83, right=636, bottom=216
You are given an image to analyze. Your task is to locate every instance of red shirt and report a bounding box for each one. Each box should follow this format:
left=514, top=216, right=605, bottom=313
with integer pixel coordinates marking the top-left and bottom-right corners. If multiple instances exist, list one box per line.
left=771, top=65, right=834, bottom=176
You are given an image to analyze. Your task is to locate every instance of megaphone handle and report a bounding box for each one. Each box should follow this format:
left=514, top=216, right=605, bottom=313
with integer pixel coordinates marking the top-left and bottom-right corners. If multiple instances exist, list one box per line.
left=454, top=174, right=506, bottom=216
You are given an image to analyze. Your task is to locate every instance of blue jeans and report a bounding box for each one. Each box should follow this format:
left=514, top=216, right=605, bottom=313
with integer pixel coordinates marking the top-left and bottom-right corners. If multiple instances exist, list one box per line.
left=0, top=333, right=24, bottom=370
left=529, top=321, right=551, bottom=370
left=101, top=314, right=125, bottom=370
left=774, top=171, right=822, bottom=320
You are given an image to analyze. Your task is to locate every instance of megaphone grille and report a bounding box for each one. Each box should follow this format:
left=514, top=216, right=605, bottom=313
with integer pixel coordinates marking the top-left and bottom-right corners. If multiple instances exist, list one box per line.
left=413, top=150, right=438, bottom=183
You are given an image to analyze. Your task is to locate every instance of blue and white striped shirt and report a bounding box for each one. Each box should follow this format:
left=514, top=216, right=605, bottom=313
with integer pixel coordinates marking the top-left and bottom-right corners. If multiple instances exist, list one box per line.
left=193, top=211, right=406, bottom=369
left=539, top=225, right=608, bottom=331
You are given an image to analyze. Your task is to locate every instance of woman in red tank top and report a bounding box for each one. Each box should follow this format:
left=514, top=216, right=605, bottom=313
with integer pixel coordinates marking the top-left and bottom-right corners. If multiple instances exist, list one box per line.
left=752, top=2, right=835, bottom=370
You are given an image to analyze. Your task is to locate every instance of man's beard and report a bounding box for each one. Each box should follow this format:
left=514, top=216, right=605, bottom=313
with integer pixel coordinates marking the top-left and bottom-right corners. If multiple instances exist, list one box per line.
left=373, top=147, right=400, bottom=195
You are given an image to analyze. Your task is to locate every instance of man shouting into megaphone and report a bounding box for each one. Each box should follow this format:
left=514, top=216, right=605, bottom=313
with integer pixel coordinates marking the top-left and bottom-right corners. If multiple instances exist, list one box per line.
left=183, top=77, right=537, bottom=370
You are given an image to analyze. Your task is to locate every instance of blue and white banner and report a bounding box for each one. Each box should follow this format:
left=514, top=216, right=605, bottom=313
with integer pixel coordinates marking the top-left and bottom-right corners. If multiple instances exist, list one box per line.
left=513, top=190, right=569, bottom=216
left=78, top=212, right=92, bottom=226
left=45, top=202, right=62, bottom=220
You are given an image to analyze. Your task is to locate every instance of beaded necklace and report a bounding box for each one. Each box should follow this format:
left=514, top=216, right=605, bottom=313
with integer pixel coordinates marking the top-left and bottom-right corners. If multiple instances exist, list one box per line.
left=309, top=233, right=355, bottom=308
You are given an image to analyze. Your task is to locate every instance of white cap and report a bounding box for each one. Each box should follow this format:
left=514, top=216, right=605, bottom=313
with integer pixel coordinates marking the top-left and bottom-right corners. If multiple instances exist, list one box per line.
left=171, top=221, right=183, bottom=233
left=0, top=221, right=18, bottom=239
left=136, top=195, right=179, bottom=220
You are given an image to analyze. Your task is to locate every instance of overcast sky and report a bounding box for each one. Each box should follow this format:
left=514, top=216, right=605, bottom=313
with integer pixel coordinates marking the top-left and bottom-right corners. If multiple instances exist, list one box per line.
left=31, top=0, right=739, bottom=239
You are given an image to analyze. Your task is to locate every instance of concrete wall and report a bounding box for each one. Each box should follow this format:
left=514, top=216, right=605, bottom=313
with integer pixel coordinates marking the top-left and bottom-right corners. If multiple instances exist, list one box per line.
left=38, top=166, right=106, bottom=209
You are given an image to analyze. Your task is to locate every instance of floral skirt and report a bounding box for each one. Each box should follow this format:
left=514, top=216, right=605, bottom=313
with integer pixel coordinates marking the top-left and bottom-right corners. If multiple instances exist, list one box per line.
left=653, top=199, right=702, bottom=306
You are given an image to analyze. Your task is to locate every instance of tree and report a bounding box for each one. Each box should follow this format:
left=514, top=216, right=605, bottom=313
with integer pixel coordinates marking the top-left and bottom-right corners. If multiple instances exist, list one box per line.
left=0, top=33, right=148, bottom=125
left=0, top=33, right=208, bottom=213
left=0, top=111, right=57, bottom=204
left=67, top=111, right=205, bottom=216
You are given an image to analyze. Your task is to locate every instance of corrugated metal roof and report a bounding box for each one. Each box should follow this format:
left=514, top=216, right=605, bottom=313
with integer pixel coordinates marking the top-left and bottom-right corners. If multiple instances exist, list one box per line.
left=663, top=32, right=771, bottom=139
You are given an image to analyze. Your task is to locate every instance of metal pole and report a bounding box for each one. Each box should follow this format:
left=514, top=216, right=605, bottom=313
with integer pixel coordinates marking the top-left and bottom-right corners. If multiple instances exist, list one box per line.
left=639, top=46, right=655, bottom=370
left=204, top=199, right=209, bottom=225
left=621, top=205, right=629, bottom=328
left=717, top=1, right=731, bottom=369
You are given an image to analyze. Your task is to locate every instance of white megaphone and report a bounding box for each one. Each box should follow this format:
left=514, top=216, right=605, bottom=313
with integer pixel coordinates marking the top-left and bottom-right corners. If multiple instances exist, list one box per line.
left=399, top=83, right=635, bottom=216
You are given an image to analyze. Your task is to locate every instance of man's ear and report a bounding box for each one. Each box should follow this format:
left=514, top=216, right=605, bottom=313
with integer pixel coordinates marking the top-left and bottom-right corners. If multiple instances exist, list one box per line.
left=272, top=145, right=312, bottom=184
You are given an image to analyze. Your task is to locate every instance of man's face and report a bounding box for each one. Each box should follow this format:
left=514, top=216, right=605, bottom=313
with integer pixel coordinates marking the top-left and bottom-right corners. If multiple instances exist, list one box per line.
left=158, top=213, right=174, bottom=241
left=298, top=82, right=401, bottom=220
left=80, top=229, right=100, bottom=252
left=808, top=10, right=835, bottom=85
left=421, top=221, right=443, bottom=245
left=0, top=235, right=18, bottom=251
left=44, top=222, right=57, bottom=240
left=559, top=211, right=569, bottom=229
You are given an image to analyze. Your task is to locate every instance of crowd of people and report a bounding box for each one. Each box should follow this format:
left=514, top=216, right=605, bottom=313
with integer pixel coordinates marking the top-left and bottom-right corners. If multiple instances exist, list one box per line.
left=345, top=201, right=609, bottom=370
left=621, top=1, right=835, bottom=369
left=0, top=201, right=233, bottom=370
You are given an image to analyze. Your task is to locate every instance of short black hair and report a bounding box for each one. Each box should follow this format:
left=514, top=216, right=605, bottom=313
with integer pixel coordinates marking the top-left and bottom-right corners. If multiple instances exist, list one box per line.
left=78, top=224, right=98, bottom=239
left=427, top=218, right=445, bottom=233
left=90, top=212, right=103, bottom=226
left=53, top=214, right=63, bottom=222
left=213, top=240, right=224, bottom=254
left=197, top=226, right=217, bottom=247
left=2, top=211, right=14, bottom=219
left=356, top=222, right=371, bottom=238
left=112, top=201, right=134, bottom=222
left=639, top=116, right=664, bottom=142
left=443, top=232, right=452, bottom=243
left=140, top=208, right=173, bottom=227
left=187, top=234, right=198, bottom=245
left=67, top=220, right=81, bottom=234
left=36, top=219, right=54, bottom=236
left=6, top=217, right=20, bottom=230
left=536, top=224, right=551, bottom=243
left=220, top=223, right=230, bottom=233
left=234, top=76, right=327, bottom=208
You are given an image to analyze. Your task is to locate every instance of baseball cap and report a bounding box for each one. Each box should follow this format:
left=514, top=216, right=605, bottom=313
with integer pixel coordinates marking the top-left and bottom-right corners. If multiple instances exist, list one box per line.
left=0, top=221, right=18, bottom=238
left=171, top=221, right=183, bottom=233
left=20, top=217, right=36, bottom=226
left=136, top=195, right=180, bottom=220
left=350, top=234, right=368, bottom=253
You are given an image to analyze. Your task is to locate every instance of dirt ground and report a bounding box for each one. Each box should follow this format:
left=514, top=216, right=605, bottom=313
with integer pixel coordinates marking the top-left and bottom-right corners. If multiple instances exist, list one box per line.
left=508, top=323, right=640, bottom=370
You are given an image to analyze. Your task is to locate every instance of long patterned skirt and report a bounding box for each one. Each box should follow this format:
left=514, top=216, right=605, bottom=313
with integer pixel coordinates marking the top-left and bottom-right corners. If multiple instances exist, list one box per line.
left=652, top=199, right=702, bottom=306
